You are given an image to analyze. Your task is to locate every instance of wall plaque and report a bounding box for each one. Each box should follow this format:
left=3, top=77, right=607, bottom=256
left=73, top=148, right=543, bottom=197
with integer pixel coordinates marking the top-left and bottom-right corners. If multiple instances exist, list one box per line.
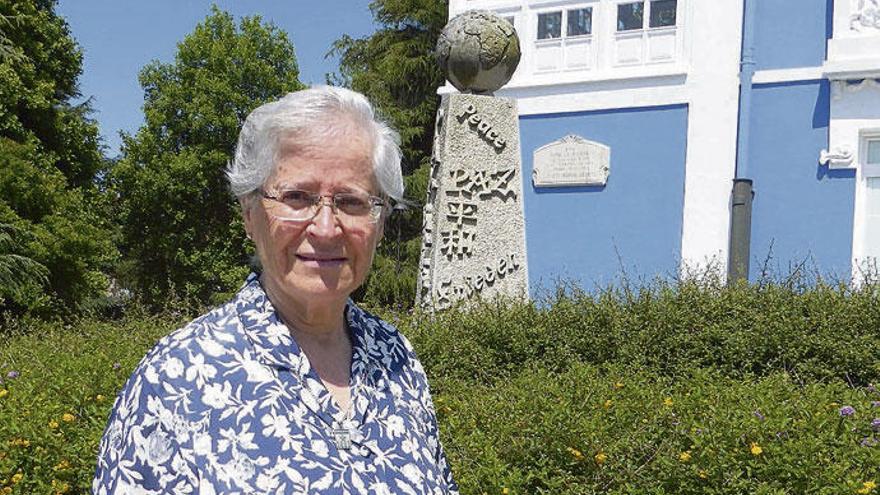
left=532, top=134, right=611, bottom=188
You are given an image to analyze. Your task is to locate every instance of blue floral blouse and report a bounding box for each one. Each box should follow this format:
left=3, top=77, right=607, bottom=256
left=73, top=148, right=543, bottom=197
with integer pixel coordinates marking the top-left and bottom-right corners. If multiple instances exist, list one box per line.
left=93, top=273, right=459, bottom=494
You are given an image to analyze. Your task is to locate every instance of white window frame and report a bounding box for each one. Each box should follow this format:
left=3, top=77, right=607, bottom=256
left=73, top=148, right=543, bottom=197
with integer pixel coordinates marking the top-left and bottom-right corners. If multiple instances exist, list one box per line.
left=533, top=2, right=599, bottom=74
left=611, top=0, right=679, bottom=67
left=614, top=0, right=677, bottom=32
left=852, top=132, right=880, bottom=282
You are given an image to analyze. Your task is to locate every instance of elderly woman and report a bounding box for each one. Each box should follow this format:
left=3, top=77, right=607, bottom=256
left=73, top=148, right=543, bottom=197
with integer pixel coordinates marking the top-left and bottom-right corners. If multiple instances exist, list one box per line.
left=93, top=86, right=459, bottom=494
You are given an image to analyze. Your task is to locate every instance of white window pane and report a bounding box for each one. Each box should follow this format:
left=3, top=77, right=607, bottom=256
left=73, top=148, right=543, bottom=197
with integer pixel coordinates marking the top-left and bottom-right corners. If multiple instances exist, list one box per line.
left=865, top=178, right=880, bottom=259
left=868, top=139, right=880, bottom=165
left=867, top=177, right=880, bottom=215
left=567, top=8, right=592, bottom=36
left=650, top=0, right=677, bottom=27
left=538, top=12, right=562, bottom=39
left=618, top=2, right=645, bottom=31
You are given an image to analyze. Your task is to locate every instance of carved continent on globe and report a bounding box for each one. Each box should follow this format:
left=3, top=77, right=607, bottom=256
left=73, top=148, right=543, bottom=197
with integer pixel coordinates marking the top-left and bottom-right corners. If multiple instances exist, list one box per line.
left=436, top=10, right=521, bottom=94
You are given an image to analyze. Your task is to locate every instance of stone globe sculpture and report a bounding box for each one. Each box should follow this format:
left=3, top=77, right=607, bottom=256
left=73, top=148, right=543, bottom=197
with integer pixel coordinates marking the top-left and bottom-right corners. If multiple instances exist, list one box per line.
left=436, top=10, right=521, bottom=95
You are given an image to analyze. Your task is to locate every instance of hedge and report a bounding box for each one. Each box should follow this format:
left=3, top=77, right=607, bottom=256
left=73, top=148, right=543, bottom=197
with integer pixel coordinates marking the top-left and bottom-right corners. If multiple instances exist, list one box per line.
left=400, top=279, right=880, bottom=386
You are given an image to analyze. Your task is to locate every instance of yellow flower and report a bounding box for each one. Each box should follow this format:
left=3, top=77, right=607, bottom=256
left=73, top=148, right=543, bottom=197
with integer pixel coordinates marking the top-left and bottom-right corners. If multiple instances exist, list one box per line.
left=857, top=481, right=877, bottom=494
left=604, top=399, right=613, bottom=409
left=2, top=487, right=11, bottom=494
left=567, top=447, right=584, bottom=460
left=49, top=420, right=59, bottom=429
left=52, top=479, right=71, bottom=494
left=62, top=413, right=75, bottom=423
left=679, top=450, right=691, bottom=462
left=750, top=442, right=763, bottom=456
left=0, top=389, right=7, bottom=398
left=613, top=381, right=624, bottom=389
left=595, top=451, right=607, bottom=465
left=11, top=472, right=23, bottom=484
left=502, top=488, right=510, bottom=494
left=96, top=394, right=106, bottom=402
left=11, top=438, right=30, bottom=448
left=663, top=397, right=674, bottom=407
left=698, top=469, right=708, bottom=479
left=54, top=459, right=71, bottom=471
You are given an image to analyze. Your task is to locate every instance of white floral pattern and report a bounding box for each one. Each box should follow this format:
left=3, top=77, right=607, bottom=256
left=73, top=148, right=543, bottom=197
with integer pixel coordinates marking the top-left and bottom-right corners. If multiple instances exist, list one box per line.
left=93, top=273, right=459, bottom=494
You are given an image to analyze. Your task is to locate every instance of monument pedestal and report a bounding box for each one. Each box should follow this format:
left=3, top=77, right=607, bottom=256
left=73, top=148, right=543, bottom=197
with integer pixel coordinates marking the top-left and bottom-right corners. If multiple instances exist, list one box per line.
left=417, top=93, right=529, bottom=309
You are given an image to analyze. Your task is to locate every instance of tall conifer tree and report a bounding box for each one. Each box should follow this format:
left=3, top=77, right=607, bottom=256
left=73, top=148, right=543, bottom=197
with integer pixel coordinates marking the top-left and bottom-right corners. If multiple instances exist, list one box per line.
left=0, top=0, right=114, bottom=315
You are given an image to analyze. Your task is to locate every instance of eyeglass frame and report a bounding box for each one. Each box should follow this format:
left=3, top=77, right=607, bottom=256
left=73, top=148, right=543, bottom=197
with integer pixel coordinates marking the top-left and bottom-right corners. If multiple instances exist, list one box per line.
left=258, top=188, right=390, bottom=224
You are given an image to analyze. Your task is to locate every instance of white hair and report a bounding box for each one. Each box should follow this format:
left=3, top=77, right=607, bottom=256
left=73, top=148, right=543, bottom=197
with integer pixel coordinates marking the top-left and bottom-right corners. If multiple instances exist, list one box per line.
left=227, top=86, right=404, bottom=202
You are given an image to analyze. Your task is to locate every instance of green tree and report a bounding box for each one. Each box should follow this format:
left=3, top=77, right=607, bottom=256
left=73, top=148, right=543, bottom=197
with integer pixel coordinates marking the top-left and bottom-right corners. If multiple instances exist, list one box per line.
left=330, top=0, right=448, bottom=308
left=112, top=7, right=304, bottom=309
left=0, top=222, right=48, bottom=307
left=0, top=1, right=115, bottom=316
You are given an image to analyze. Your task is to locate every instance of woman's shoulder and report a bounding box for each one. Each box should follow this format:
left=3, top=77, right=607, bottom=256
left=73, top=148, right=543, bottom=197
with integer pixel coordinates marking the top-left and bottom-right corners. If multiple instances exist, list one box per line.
left=133, top=300, right=245, bottom=382
left=348, top=304, right=412, bottom=348
left=347, top=303, right=429, bottom=375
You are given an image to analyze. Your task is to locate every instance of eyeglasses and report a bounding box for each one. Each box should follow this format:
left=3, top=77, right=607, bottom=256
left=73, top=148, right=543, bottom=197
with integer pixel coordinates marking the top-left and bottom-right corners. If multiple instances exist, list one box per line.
left=260, top=188, right=387, bottom=224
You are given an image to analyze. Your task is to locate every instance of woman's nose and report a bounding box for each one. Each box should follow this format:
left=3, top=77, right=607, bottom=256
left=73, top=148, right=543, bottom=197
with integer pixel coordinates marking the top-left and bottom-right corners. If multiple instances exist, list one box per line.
left=308, top=201, right=341, bottom=238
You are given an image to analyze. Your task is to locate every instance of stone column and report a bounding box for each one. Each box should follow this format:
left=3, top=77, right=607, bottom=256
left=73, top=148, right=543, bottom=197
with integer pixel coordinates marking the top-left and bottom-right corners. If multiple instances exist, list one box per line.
left=416, top=93, right=528, bottom=309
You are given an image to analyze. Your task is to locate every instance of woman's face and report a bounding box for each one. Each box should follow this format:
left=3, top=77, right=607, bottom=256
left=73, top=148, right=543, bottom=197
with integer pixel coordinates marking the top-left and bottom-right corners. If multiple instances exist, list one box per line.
left=243, top=124, right=384, bottom=308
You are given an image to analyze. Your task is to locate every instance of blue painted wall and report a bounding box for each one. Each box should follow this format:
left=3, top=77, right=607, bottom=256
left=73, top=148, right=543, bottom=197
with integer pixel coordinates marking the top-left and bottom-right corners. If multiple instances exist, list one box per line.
left=519, top=105, right=688, bottom=294
left=748, top=80, right=854, bottom=280
left=752, top=0, right=832, bottom=70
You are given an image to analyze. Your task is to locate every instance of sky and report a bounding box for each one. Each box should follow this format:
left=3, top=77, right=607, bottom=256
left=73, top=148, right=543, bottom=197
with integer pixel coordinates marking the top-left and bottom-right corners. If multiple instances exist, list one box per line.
left=56, top=0, right=376, bottom=157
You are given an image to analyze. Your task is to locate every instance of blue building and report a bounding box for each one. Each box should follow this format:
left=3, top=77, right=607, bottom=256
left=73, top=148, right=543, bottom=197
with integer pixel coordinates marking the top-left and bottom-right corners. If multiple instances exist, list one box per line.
left=444, top=0, right=880, bottom=293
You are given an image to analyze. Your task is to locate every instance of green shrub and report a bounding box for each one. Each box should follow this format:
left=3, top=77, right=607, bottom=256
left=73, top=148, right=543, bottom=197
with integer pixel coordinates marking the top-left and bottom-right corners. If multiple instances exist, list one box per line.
left=435, top=364, right=880, bottom=494
left=0, top=314, right=179, bottom=494
left=399, top=279, right=880, bottom=386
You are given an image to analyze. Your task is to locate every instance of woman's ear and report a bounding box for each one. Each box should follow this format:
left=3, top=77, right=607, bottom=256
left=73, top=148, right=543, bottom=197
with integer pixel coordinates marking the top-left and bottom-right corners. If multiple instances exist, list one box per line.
left=240, top=196, right=255, bottom=240
left=376, top=218, right=385, bottom=247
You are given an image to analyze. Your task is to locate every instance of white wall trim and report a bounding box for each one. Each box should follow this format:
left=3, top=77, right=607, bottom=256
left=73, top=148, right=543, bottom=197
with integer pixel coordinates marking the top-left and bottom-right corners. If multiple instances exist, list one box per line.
left=752, top=66, right=825, bottom=84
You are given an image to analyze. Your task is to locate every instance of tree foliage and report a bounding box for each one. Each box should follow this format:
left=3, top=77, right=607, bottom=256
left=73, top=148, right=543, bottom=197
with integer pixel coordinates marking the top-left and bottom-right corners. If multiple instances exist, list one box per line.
left=112, top=7, right=304, bottom=309
left=0, top=0, right=114, bottom=316
left=330, top=0, right=448, bottom=308
left=0, top=222, right=48, bottom=303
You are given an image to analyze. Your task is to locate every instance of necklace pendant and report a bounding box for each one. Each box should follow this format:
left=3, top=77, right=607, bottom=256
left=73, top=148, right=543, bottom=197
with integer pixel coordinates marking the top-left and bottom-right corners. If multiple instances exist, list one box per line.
left=330, top=428, right=352, bottom=450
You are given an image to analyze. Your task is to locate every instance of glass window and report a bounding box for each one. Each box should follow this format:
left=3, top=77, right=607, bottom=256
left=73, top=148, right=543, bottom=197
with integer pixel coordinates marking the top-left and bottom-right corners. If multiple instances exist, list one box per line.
left=538, top=12, right=562, bottom=39
left=865, top=178, right=880, bottom=259
left=868, top=139, right=880, bottom=165
left=567, top=8, right=593, bottom=36
left=503, top=16, right=515, bottom=28
left=650, top=0, right=677, bottom=27
left=618, top=2, right=645, bottom=31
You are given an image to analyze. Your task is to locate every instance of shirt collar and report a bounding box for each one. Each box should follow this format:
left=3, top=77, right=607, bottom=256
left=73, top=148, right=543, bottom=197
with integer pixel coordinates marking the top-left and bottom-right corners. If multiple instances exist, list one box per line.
left=234, top=273, right=374, bottom=374
left=234, top=273, right=304, bottom=370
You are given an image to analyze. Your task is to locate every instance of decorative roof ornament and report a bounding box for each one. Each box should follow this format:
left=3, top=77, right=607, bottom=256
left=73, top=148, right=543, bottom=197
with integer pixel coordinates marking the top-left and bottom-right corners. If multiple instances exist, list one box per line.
left=851, top=0, right=880, bottom=32
left=435, top=10, right=521, bottom=95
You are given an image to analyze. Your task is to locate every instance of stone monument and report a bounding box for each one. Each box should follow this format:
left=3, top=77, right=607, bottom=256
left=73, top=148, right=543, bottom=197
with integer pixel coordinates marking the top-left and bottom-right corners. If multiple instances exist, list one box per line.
left=417, top=10, right=529, bottom=309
